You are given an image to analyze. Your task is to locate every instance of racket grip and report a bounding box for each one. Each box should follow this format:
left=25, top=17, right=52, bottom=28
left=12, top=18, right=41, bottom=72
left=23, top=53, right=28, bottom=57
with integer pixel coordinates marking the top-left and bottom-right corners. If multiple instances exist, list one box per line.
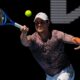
left=14, top=22, right=22, bottom=29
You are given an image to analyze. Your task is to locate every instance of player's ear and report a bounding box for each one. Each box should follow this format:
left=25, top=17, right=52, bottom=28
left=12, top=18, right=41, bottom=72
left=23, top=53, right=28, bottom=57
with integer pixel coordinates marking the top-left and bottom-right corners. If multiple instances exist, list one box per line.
left=46, top=20, right=50, bottom=26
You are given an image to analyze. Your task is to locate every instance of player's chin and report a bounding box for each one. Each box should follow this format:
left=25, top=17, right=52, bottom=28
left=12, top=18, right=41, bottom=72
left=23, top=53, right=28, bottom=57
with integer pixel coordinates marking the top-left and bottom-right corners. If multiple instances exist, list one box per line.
left=36, top=29, right=44, bottom=33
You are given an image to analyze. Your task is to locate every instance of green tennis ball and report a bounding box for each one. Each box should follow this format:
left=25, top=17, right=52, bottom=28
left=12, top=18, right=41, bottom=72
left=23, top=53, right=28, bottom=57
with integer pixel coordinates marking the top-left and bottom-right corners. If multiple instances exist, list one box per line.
left=25, top=10, right=32, bottom=17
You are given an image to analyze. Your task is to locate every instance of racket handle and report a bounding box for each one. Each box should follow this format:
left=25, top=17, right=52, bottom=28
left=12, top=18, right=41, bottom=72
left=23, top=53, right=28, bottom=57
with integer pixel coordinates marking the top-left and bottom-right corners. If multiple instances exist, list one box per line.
left=14, top=22, right=22, bottom=29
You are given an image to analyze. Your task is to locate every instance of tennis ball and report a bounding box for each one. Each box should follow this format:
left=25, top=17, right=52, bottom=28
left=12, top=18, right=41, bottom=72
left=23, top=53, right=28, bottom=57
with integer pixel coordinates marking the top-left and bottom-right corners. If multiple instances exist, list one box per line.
left=25, top=10, right=32, bottom=17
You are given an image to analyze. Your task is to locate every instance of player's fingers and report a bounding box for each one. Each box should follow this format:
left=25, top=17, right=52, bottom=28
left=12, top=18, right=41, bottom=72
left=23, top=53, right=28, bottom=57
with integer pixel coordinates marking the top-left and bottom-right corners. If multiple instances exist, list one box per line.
left=20, top=25, right=25, bottom=31
left=20, top=25, right=29, bottom=33
left=23, top=25, right=29, bottom=32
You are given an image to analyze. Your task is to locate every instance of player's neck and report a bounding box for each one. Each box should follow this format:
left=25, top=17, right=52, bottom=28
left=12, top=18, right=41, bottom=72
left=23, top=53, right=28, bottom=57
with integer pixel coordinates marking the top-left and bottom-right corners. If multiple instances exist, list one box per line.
left=38, top=30, right=50, bottom=42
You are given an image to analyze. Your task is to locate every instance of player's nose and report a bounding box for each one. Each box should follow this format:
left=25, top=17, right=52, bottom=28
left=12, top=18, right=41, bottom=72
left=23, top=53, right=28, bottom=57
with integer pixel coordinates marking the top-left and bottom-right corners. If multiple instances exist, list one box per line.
left=38, top=23, right=41, bottom=26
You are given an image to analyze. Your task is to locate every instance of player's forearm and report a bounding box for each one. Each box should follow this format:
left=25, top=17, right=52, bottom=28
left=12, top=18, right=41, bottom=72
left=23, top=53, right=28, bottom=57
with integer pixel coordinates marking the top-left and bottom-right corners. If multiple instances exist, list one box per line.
left=20, top=32, right=28, bottom=45
left=20, top=25, right=32, bottom=46
left=20, top=32, right=31, bottom=47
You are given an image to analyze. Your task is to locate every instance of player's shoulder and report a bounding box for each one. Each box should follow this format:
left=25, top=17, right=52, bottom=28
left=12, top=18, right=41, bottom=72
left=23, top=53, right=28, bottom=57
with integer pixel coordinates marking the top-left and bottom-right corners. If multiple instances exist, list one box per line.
left=31, top=32, right=37, bottom=40
left=32, top=32, right=37, bottom=36
left=52, top=29, right=64, bottom=38
left=52, top=29, right=64, bottom=34
left=52, top=29, right=60, bottom=34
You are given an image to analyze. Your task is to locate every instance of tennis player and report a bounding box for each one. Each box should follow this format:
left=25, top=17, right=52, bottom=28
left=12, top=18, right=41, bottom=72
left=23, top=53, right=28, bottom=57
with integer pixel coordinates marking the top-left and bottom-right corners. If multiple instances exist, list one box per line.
left=20, top=12, right=80, bottom=80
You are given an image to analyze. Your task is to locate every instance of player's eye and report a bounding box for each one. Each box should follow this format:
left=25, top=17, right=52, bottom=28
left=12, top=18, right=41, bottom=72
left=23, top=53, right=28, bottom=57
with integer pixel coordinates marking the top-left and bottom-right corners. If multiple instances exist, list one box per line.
left=35, top=21, right=46, bottom=26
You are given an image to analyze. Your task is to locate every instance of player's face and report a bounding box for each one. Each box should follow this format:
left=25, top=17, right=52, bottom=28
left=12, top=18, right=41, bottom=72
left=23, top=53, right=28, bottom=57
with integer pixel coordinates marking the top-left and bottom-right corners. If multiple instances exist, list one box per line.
left=34, top=18, right=49, bottom=33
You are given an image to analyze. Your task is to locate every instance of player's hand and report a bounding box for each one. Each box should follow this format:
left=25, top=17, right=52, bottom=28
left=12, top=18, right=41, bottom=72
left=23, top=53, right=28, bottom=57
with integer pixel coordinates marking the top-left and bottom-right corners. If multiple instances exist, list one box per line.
left=20, top=25, right=29, bottom=34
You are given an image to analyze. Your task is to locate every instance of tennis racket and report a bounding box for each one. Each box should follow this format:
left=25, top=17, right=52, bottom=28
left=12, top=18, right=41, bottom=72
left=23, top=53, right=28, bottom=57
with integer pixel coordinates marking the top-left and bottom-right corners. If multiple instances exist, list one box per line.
left=0, top=8, right=22, bottom=29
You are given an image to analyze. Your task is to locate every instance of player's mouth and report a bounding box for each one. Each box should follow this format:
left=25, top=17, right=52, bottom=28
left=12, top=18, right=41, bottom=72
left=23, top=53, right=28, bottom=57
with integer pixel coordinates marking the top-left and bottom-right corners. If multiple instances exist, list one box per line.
left=36, top=26, right=44, bottom=32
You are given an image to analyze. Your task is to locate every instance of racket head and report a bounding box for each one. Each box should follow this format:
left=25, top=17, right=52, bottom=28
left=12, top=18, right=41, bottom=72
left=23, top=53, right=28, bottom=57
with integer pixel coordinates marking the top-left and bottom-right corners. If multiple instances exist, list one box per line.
left=0, top=8, right=22, bottom=29
left=0, top=8, right=14, bottom=26
left=0, top=9, right=6, bottom=25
